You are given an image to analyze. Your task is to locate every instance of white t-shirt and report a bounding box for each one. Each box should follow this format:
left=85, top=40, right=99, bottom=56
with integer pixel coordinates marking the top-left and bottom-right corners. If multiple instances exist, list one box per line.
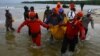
left=67, top=10, right=75, bottom=20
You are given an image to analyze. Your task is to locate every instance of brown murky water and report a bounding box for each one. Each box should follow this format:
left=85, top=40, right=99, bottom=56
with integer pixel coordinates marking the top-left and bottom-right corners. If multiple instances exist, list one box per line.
left=0, top=24, right=100, bottom=56
left=0, top=4, right=100, bottom=56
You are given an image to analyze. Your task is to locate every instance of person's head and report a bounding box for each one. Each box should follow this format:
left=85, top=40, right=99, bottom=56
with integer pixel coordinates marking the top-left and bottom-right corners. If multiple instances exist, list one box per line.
left=46, top=5, right=50, bottom=10
left=29, top=12, right=36, bottom=20
left=71, top=8, right=76, bottom=12
left=30, top=13, right=38, bottom=20
left=30, top=6, right=34, bottom=11
left=57, top=2, right=61, bottom=8
left=76, top=11, right=83, bottom=20
left=5, top=9, right=9, bottom=13
left=69, top=2, right=75, bottom=10
left=24, top=6, right=28, bottom=11
left=87, top=9, right=92, bottom=17
left=52, top=8, right=57, bottom=14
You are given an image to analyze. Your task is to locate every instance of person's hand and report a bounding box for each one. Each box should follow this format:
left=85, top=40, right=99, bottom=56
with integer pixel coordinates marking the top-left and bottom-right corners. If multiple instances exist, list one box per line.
left=80, top=32, right=86, bottom=41
left=48, top=24, right=53, bottom=27
left=80, top=36, right=86, bottom=41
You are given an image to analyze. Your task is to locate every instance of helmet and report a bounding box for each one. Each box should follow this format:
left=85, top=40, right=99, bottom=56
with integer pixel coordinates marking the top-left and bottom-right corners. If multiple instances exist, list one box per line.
left=87, top=9, right=92, bottom=14
left=77, top=11, right=83, bottom=17
left=24, top=6, right=28, bottom=10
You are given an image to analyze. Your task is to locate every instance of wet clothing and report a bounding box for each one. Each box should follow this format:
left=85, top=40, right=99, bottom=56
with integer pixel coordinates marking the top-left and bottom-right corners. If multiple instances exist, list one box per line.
left=61, top=35, right=78, bottom=53
left=24, top=10, right=29, bottom=20
left=17, top=19, right=49, bottom=46
left=82, top=15, right=94, bottom=36
left=43, top=9, right=52, bottom=22
left=64, top=20, right=85, bottom=39
left=84, top=28, right=88, bottom=35
left=60, top=19, right=85, bottom=54
left=31, top=33, right=41, bottom=46
left=18, top=19, right=49, bottom=33
left=46, top=14, right=62, bottom=25
left=46, top=14, right=62, bottom=42
left=5, top=12, right=14, bottom=31
left=82, top=15, right=94, bottom=29
left=59, top=13, right=66, bottom=21
left=24, top=10, right=31, bottom=35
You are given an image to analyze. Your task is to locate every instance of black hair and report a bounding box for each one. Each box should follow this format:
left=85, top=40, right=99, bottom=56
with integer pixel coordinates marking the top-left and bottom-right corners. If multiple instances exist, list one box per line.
left=5, top=9, right=9, bottom=13
left=24, top=6, right=28, bottom=11
left=46, top=5, right=50, bottom=8
left=30, top=6, right=34, bottom=11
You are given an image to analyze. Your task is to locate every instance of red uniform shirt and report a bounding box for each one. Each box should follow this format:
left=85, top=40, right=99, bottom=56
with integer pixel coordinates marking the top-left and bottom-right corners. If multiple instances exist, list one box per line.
left=17, top=19, right=49, bottom=33
left=65, top=20, right=85, bottom=39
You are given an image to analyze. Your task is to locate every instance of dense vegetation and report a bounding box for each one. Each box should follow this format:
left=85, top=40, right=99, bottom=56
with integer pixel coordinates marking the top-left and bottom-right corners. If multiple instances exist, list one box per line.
left=22, top=1, right=100, bottom=5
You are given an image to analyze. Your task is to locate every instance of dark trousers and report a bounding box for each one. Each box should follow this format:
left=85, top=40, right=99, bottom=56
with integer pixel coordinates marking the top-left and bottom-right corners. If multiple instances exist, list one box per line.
left=27, top=25, right=31, bottom=36
left=80, top=5, right=84, bottom=11
left=81, top=6, right=83, bottom=11
left=28, top=27, right=31, bottom=36
left=61, top=35, right=78, bottom=54
left=6, top=22, right=15, bottom=31
left=85, top=28, right=88, bottom=36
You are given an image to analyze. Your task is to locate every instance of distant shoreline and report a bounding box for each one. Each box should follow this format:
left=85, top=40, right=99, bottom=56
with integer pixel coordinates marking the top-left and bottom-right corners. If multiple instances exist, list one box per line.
left=21, top=1, right=100, bottom=5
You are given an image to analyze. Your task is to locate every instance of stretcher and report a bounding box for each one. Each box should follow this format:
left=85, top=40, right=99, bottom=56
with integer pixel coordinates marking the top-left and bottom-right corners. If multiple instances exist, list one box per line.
left=49, top=17, right=68, bottom=40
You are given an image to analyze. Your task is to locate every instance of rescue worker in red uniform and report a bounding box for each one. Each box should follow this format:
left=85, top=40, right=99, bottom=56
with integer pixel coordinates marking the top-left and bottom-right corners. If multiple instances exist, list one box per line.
left=29, top=6, right=36, bottom=19
left=17, top=13, right=49, bottom=48
left=60, top=11, right=85, bottom=56
left=27, top=6, right=36, bottom=35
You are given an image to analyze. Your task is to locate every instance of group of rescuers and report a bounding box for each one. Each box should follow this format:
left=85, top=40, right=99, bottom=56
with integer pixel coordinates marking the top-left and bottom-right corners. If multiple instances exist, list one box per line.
left=5, top=2, right=94, bottom=56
